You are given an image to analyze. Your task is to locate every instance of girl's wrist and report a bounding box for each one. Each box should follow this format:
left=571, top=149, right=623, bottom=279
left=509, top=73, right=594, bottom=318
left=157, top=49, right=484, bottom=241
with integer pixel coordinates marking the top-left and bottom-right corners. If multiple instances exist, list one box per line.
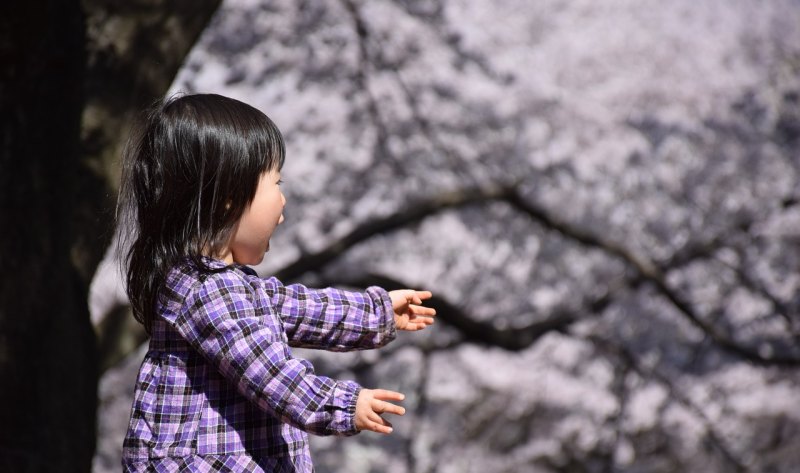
left=349, top=385, right=362, bottom=432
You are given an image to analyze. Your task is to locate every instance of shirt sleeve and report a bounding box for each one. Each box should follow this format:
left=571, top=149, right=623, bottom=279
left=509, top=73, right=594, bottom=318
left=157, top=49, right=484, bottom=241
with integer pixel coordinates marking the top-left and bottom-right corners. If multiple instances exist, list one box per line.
left=257, top=276, right=396, bottom=351
left=173, top=271, right=362, bottom=437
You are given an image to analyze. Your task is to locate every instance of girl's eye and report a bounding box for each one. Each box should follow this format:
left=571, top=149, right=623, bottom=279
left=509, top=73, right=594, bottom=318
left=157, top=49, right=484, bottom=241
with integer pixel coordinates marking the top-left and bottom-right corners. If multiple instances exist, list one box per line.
left=277, top=179, right=284, bottom=185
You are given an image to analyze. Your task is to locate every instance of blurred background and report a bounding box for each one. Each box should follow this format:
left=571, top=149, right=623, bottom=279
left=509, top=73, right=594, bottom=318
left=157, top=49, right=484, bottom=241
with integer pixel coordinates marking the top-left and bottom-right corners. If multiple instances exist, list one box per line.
left=2, top=0, right=799, bottom=472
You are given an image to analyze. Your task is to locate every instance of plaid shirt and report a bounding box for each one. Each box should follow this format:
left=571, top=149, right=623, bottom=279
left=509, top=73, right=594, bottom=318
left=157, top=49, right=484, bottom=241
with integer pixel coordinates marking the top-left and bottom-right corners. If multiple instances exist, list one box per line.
left=122, top=260, right=396, bottom=472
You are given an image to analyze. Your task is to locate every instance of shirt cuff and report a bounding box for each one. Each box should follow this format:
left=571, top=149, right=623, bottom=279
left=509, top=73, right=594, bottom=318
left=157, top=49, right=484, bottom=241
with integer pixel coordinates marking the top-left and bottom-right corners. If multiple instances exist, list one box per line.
left=367, top=286, right=397, bottom=346
left=331, top=380, right=362, bottom=436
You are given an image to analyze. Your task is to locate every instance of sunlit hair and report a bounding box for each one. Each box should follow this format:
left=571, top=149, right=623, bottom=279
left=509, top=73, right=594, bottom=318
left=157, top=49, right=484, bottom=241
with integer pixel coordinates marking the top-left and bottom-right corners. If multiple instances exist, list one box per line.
left=117, top=93, right=285, bottom=334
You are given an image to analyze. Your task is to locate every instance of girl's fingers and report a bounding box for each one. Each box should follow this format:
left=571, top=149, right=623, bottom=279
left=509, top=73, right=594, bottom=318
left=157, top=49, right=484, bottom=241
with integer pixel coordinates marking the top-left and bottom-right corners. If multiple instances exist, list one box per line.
left=391, top=290, right=434, bottom=311
left=409, top=305, right=436, bottom=317
left=409, top=304, right=437, bottom=316
left=367, top=411, right=393, bottom=425
left=372, top=399, right=405, bottom=416
left=372, top=389, right=405, bottom=402
left=403, top=290, right=433, bottom=306
left=403, top=322, right=428, bottom=331
left=366, top=413, right=394, bottom=434
left=357, top=389, right=405, bottom=434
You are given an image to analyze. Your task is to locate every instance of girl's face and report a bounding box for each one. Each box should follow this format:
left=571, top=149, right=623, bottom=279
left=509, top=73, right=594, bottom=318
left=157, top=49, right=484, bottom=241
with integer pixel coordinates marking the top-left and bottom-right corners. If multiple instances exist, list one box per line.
left=225, top=169, right=285, bottom=265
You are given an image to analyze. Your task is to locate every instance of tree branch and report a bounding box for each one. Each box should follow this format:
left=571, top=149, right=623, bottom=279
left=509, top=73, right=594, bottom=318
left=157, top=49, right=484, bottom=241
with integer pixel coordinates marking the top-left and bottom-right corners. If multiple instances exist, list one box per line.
left=587, top=334, right=750, bottom=473
left=502, top=189, right=800, bottom=366
left=339, top=0, right=403, bottom=172
left=327, top=273, right=588, bottom=352
left=718, top=247, right=800, bottom=343
left=277, top=182, right=800, bottom=365
left=274, top=184, right=511, bottom=281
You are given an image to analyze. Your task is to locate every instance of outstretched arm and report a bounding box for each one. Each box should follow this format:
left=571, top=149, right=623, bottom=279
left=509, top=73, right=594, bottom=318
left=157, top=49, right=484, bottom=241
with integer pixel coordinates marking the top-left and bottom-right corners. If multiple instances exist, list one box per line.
left=259, top=276, right=396, bottom=350
left=258, top=276, right=435, bottom=351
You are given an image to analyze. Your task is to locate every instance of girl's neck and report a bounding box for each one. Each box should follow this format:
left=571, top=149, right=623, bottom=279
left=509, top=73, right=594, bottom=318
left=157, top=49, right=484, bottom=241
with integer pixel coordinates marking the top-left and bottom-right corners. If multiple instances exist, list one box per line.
left=203, top=245, right=234, bottom=265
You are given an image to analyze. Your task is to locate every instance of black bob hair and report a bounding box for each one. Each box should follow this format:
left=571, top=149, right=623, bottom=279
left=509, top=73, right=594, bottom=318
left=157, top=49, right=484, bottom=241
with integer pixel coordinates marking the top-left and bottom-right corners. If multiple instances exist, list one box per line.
left=117, top=93, right=285, bottom=334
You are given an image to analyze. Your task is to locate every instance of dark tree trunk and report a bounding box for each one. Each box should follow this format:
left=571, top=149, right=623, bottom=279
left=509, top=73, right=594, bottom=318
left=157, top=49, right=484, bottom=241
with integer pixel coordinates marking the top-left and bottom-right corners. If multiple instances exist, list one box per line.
left=0, top=1, right=97, bottom=471
left=0, top=0, right=223, bottom=469
left=80, top=0, right=224, bottom=371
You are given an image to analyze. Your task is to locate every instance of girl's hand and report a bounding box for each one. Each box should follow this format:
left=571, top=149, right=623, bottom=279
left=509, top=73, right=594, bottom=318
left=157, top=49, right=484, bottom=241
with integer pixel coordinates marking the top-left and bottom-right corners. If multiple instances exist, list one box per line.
left=355, top=389, right=406, bottom=434
left=389, top=290, right=436, bottom=331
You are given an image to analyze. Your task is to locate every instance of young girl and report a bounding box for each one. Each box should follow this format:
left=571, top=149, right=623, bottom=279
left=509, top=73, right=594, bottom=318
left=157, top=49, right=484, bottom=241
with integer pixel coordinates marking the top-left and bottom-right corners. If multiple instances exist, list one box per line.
left=117, top=93, right=436, bottom=472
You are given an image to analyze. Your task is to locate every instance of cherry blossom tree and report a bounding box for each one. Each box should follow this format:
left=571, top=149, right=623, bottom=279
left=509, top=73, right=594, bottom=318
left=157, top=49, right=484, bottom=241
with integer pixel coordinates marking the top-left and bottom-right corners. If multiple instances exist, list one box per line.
left=93, top=1, right=800, bottom=472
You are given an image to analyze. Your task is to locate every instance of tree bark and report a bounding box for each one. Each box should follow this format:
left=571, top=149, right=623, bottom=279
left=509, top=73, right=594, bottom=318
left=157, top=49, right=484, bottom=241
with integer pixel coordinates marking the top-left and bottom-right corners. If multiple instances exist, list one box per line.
left=82, top=0, right=223, bottom=381
left=0, top=1, right=96, bottom=471
left=0, top=0, right=221, bottom=470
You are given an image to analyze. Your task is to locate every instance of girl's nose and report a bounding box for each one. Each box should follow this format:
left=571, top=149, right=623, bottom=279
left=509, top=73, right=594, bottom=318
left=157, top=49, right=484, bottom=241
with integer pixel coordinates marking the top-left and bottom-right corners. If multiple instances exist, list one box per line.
left=279, top=191, right=286, bottom=224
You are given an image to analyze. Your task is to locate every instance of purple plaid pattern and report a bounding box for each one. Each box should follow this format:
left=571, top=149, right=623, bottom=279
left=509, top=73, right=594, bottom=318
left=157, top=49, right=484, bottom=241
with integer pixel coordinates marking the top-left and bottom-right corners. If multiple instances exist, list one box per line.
left=122, top=260, right=396, bottom=472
